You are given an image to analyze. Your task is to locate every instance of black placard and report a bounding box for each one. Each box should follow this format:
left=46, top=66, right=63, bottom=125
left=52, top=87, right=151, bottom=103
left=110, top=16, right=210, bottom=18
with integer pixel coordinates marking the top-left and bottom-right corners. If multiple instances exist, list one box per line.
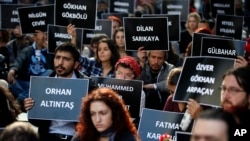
left=55, top=0, right=97, bottom=29
left=124, top=17, right=169, bottom=51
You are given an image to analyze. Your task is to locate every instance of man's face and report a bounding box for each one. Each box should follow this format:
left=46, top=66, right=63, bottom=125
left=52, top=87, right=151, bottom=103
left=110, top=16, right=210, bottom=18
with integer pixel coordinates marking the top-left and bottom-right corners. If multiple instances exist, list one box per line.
left=54, top=51, right=78, bottom=78
left=220, top=75, right=250, bottom=113
left=115, top=65, right=135, bottom=80
left=191, top=119, right=228, bottom=141
left=148, top=51, right=165, bottom=73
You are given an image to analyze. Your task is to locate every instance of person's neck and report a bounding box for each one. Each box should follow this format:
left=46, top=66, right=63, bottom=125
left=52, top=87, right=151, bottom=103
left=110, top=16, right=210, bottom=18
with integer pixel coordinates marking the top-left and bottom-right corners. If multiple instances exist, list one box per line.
left=102, top=61, right=112, bottom=68
left=118, top=47, right=127, bottom=58
left=57, top=72, right=74, bottom=78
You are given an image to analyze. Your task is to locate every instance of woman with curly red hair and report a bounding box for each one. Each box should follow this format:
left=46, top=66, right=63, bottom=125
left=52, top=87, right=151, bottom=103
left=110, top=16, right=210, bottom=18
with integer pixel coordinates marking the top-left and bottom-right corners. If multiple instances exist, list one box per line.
left=71, top=88, right=140, bottom=141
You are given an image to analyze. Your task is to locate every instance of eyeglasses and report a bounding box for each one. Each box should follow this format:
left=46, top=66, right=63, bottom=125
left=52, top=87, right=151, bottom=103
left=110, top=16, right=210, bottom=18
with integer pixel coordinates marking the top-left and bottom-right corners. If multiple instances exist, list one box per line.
left=219, top=86, right=245, bottom=95
left=115, top=71, right=134, bottom=79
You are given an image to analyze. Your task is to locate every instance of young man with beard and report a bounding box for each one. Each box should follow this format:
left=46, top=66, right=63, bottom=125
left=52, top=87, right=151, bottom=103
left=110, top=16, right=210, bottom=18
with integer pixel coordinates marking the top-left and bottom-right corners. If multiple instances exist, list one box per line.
left=23, top=42, right=96, bottom=141
left=137, top=49, right=175, bottom=110
left=189, top=66, right=250, bottom=140
left=220, top=66, right=250, bottom=139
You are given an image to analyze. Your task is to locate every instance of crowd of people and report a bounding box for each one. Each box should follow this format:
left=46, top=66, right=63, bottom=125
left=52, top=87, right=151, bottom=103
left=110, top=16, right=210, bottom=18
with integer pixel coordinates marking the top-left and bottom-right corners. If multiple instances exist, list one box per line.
left=0, top=0, right=250, bottom=141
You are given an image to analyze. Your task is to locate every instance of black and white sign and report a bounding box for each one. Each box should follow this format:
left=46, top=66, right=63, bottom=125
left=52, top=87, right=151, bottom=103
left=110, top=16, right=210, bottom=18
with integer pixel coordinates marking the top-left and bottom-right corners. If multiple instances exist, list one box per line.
left=55, top=0, right=97, bottom=29
left=173, top=56, right=235, bottom=107
left=138, top=108, right=184, bottom=141
left=201, top=37, right=245, bottom=58
left=216, top=14, right=243, bottom=40
left=47, top=24, right=83, bottom=53
left=142, top=14, right=180, bottom=41
left=162, top=0, right=189, bottom=21
left=91, top=76, right=143, bottom=119
left=124, top=17, right=169, bottom=50
left=0, top=4, right=33, bottom=29
left=211, top=0, right=235, bottom=18
left=109, top=0, right=135, bottom=14
left=28, top=76, right=89, bottom=121
left=82, top=19, right=112, bottom=45
left=18, top=5, right=54, bottom=34
left=192, top=33, right=233, bottom=56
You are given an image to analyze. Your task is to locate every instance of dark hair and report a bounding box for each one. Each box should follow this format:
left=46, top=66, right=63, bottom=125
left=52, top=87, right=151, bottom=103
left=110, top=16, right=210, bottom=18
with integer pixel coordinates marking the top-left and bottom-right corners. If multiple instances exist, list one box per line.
left=90, top=34, right=108, bottom=46
left=113, top=27, right=124, bottom=48
left=195, top=109, right=237, bottom=141
left=0, top=86, right=21, bottom=127
left=167, top=67, right=182, bottom=86
left=0, top=121, right=40, bottom=141
left=76, top=88, right=138, bottom=140
left=148, top=51, right=168, bottom=60
left=223, top=66, right=250, bottom=95
left=96, top=38, right=120, bottom=66
left=0, top=30, right=10, bottom=43
left=54, top=42, right=80, bottom=62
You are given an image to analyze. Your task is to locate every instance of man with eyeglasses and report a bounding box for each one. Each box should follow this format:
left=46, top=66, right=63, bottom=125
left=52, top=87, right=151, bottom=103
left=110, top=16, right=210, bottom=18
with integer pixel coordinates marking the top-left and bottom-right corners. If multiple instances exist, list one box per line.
left=191, top=66, right=250, bottom=140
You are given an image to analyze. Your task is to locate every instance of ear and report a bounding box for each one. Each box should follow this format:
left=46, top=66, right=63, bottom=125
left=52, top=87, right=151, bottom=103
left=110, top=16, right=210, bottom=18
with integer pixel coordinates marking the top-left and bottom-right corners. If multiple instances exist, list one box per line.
left=74, top=61, right=80, bottom=70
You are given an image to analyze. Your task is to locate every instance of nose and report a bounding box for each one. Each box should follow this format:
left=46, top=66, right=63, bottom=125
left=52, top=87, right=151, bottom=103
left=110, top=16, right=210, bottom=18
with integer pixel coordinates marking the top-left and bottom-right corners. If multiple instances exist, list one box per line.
left=95, top=114, right=101, bottom=122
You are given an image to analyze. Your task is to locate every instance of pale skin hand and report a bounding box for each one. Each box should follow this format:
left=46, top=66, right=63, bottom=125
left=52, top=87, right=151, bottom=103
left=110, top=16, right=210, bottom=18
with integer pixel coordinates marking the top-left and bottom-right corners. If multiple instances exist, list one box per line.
left=143, top=84, right=154, bottom=89
left=186, top=98, right=203, bottom=119
left=7, top=69, right=16, bottom=84
left=137, top=47, right=147, bottom=67
left=24, top=98, right=35, bottom=111
left=67, top=24, right=77, bottom=45
left=235, top=56, right=248, bottom=68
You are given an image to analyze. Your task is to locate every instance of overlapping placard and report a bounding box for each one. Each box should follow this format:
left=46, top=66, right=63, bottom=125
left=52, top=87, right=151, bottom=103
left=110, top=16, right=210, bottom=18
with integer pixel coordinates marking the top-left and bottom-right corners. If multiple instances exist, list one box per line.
left=28, top=76, right=89, bottom=121
left=211, top=0, right=235, bottom=18
left=173, top=56, right=235, bottom=107
left=216, top=14, right=243, bottom=40
left=0, top=4, right=33, bottom=29
left=138, top=108, right=185, bottom=141
left=47, top=24, right=83, bottom=53
left=109, top=0, right=135, bottom=14
left=162, top=0, right=189, bottom=21
left=124, top=17, right=169, bottom=50
left=55, top=0, right=97, bottom=29
left=142, top=14, right=180, bottom=41
left=91, top=76, right=143, bottom=120
left=18, top=4, right=54, bottom=34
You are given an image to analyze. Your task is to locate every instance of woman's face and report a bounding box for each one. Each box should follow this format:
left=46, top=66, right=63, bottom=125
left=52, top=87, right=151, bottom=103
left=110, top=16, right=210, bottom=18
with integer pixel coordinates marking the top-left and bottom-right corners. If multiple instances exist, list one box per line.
left=90, top=101, right=113, bottom=132
left=97, top=42, right=112, bottom=62
left=115, top=31, right=125, bottom=48
left=188, top=16, right=199, bottom=31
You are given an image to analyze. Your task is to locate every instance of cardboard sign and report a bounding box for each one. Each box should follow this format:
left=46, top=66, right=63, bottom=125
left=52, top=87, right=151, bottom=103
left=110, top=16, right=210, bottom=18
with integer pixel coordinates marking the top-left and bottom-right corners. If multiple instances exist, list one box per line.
left=192, top=33, right=233, bottom=56
left=216, top=14, right=243, bottom=40
left=142, top=14, right=180, bottom=41
left=28, top=76, right=89, bottom=121
left=55, top=0, right=97, bottom=29
left=91, top=77, right=143, bottom=119
left=201, top=37, right=245, bottom=58
left=175, top=131, right=192, bottom=141
left=82, top=19, right=112, bottom=45
left=138, top=108, right=185, bottom=141
left=173, top=56, right=235, bottom=107
left=124, top=17, right=169, bottom=51
left=0, top=4, right=33, bottom=29
left=47, top=24, right=83, bottom=53
left=211, top=0, right=235, bottom=18
left=109, top=0, right=135, bottom=14
left=18, top=5, right=54, bottom=34
left=162, top=0, right=189, bottom=21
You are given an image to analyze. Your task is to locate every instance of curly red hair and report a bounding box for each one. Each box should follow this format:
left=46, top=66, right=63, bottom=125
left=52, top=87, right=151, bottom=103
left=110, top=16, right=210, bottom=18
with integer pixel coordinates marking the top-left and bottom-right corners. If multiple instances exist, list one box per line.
left=76, top=88, right=139, bottom=140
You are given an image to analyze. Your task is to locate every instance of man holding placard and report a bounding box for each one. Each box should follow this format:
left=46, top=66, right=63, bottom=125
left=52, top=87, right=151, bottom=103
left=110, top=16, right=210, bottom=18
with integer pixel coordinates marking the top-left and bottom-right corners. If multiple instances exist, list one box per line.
left=24, top=42, right=93, bottom=141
